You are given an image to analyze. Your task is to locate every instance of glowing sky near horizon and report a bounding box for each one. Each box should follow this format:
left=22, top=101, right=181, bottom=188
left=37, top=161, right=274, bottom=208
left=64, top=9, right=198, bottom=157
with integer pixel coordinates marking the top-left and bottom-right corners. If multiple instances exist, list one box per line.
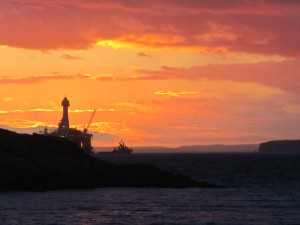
left=1, top=0, right=300, bottom=147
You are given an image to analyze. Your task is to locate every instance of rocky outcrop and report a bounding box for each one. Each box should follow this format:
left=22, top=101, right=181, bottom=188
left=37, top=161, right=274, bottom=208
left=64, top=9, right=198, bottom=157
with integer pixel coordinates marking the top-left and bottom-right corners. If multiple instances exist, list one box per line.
left=0, top=128, right=219, bottom=191
left=259, top=140, right=300, bottom=153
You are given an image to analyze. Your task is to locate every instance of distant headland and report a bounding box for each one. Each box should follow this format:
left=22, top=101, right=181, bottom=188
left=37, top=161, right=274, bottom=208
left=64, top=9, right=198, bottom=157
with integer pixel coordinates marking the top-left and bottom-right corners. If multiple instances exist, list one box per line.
left=259, top=140, right=300, bottom=153
left=95, top=144, right=259, bottom=153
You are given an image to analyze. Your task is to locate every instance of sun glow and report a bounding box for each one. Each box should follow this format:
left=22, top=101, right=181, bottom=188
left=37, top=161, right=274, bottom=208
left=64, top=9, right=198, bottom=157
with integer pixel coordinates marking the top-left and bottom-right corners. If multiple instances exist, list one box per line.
left=96, top=40, right=135, bottom=49
left=1, top=1, right=299, bottom=147
left=155, top=91, right=199, bottom=97
left=96, top=34, right=210, bottom=52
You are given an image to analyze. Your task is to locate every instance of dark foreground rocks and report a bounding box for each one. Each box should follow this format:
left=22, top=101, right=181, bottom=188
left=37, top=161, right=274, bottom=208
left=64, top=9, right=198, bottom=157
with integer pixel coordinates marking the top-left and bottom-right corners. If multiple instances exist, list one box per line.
left=0, top=129, right=220, bottom=191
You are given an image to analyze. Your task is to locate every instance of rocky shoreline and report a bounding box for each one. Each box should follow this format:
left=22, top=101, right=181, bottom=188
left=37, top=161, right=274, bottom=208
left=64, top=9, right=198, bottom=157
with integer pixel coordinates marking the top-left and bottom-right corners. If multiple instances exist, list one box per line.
left=0, top=128, right=221, bottom=191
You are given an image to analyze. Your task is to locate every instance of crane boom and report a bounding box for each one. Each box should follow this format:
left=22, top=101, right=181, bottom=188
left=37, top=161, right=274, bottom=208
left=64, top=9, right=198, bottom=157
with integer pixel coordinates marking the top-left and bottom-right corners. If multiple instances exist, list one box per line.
left=85, top=109, right=97, bottom=131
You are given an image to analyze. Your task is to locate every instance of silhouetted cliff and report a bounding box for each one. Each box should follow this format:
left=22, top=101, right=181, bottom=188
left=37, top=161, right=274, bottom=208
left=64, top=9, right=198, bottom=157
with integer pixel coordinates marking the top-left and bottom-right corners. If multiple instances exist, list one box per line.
left=259, top=140, right=300, bottom=153
left=0, top=128, right=217, bottom=191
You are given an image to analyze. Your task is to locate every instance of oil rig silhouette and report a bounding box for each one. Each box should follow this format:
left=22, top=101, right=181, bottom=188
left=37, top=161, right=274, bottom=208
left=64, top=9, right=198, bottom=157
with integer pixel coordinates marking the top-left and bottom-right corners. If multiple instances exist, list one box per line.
left=41, top=96, right=95, bottom=154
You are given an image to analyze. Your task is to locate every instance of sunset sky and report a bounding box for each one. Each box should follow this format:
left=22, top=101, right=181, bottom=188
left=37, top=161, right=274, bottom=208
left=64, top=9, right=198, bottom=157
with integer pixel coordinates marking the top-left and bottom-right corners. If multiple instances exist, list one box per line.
left=1, top=0, right=300, bottom=147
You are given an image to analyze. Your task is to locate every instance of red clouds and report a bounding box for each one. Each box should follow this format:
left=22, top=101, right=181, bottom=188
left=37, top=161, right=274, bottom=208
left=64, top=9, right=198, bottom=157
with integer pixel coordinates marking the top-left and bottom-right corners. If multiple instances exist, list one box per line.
left=0, top=0, right=300, bottom=57
left=117, top=60, right=300, bottom=95
left=1, top=60, right=299, bottom=95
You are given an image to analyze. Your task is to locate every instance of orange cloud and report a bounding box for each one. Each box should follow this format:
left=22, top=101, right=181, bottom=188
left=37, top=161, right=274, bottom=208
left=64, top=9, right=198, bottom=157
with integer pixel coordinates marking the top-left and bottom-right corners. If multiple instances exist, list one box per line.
left=61, top=54, right=83, bottom=60
left=0, top=118, right=48, bottom=128
left=155, top=91, right=199, bottom=97
left=0, top=108, right=115, bottom=114
left=2, top=59, right=296, bottom=96
left=0, top=110, right=24, bottom=114
left=96, top=34, right=191, bottom=51
left=138, top=52, right=151, bottom=58
left=3, top=96, right=14, bottom=102
left=0, top=74, right=97, bottom=84
left=113, top=60, right=300, bottom=95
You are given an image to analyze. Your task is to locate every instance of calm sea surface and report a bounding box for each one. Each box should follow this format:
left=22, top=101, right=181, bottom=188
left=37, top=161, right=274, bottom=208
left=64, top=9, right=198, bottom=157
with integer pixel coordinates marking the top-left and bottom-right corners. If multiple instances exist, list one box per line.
left=0, top=153, right=300, bottom=225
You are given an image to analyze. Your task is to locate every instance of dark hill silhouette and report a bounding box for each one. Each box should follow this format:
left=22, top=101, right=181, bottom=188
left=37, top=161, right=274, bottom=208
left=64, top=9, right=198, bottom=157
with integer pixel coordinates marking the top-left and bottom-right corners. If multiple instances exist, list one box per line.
left=0, top=128, right=219, bottom=191
left=259, top=140, right=300, bottom=153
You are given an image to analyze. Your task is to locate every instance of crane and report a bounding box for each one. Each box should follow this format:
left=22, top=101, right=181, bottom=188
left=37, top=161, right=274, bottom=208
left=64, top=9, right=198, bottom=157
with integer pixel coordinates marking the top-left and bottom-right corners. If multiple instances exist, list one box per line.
left=84, top=109, right=97, bottom=132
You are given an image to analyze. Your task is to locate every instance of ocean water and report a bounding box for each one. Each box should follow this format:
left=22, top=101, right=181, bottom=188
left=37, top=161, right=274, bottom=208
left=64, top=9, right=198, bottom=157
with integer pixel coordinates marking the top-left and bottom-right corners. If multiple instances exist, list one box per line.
left=0, top=153, right=300, bottom=225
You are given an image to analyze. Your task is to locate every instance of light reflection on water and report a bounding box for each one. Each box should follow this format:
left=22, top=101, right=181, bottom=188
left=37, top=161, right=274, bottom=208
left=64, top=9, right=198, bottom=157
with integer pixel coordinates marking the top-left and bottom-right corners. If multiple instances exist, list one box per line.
left=0, top=187, right=299, bottom=225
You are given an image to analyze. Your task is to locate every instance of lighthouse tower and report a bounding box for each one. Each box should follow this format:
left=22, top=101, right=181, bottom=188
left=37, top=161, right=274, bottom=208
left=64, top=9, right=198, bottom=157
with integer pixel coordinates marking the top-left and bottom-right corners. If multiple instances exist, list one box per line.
left=58, top=96, right=70, bottom=129
left=41, top=96, right=93, bottom=153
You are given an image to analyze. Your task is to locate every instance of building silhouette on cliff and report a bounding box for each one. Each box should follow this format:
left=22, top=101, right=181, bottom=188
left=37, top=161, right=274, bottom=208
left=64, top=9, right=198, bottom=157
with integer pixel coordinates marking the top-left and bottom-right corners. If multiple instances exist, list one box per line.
left=42, top=96, right=94, bottom=153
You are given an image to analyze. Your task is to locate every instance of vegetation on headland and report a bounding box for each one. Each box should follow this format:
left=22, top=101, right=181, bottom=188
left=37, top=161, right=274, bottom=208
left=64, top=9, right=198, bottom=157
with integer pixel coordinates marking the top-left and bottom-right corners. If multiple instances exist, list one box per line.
left=0, top=128, right=220, bottom=192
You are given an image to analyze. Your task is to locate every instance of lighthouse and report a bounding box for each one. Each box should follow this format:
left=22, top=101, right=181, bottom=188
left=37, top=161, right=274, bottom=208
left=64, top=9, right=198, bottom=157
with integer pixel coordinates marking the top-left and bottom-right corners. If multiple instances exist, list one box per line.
left=58, top=96, right=70, bottom=129
left=42, top=96, right=94, bottom=154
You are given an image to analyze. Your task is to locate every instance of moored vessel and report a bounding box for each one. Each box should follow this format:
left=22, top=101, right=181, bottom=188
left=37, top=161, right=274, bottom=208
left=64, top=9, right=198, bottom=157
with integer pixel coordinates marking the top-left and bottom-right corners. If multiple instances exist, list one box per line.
left=112, top=139, right=133, bottom=154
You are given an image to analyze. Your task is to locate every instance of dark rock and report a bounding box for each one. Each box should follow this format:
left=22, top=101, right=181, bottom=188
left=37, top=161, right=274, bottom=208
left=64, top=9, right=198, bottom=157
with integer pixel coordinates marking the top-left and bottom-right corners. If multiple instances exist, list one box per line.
left=259, top=140, right=300, bottom=153
left=0, top=128, right=219, bottom=191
